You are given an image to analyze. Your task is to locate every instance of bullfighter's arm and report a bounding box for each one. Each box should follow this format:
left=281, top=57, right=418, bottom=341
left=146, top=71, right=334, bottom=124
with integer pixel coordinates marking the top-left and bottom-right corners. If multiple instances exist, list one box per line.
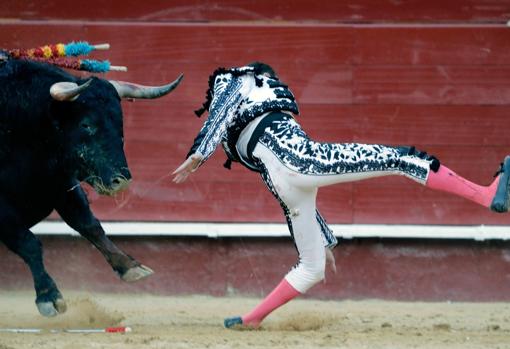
left=173, top=74, right=243, bottom=183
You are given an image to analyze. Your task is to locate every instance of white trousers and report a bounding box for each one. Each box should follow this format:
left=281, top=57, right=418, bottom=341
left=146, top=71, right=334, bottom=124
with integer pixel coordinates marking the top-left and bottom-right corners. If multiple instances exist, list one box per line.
left=251, top=121, right=435, bottom=293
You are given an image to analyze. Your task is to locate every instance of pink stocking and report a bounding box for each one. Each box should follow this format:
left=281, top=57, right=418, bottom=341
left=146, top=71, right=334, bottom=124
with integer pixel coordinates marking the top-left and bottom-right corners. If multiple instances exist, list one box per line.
left=241, top=278, right=300, bottom=327
left=426, top=165, right=499, bottom=208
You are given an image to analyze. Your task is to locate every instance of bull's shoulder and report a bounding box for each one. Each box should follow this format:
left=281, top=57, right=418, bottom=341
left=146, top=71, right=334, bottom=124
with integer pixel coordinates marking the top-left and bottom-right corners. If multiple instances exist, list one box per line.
left=0, top=60, right=76, bottom=121
left=0, top=59, right=77, bottom=83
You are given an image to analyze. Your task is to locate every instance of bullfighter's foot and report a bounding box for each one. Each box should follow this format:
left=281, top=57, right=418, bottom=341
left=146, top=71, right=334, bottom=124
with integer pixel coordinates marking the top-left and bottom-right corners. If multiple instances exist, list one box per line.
left=224, top=316, right=260, bottom=330
left=120, top=264, right=154, bottom=282
left=491, top=156, right=510, bottom=213
left=224, top=316, right=244, bottom=329
left=36, top=293, right=67, bottom=317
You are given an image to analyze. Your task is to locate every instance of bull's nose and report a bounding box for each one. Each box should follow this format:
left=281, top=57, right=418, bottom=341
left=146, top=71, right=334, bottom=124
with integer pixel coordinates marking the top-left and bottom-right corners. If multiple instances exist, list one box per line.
left=111, top=175, right=131, bottom=192
left=112, top=176, right=127, bottom=186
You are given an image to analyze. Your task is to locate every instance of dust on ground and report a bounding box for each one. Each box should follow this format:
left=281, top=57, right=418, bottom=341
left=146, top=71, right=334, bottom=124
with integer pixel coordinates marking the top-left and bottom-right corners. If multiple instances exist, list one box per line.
left=0, top=291, right=510, bottom=349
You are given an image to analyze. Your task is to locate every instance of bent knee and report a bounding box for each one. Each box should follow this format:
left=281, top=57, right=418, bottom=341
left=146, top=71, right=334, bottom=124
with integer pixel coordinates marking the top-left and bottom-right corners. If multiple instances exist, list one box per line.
left=286, top=262, right=325, bottom=293
left=304, top=264, right=326, bottom=284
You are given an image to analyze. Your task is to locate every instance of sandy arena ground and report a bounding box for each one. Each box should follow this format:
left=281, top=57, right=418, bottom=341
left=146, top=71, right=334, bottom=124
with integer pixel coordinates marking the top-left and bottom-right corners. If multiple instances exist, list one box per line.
left=0, top=291, right=510, bottom=349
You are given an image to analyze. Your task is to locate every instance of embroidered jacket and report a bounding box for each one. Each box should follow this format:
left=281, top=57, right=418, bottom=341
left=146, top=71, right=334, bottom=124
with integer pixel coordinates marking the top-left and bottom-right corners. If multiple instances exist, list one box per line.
left=187, top=66, right=299, bottom=167
left=186, top=66, right=337, bottom=249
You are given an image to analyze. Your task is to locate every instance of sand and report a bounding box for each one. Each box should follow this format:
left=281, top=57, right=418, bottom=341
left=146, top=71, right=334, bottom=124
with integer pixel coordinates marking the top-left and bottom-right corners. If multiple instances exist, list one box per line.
left=0, top=291, right=510, bottom=349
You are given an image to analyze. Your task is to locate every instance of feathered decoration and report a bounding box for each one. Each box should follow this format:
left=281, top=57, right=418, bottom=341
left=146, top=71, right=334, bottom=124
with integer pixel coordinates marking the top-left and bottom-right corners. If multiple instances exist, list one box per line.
left=3, top=41, right=126, bottom=73
left=26, top=57, right=126, bottom=73
left=80, top=59, right=115, bottom=73
left=64, top=41, right=109, bottom=57
left=8, top=41, right=109, bottom=60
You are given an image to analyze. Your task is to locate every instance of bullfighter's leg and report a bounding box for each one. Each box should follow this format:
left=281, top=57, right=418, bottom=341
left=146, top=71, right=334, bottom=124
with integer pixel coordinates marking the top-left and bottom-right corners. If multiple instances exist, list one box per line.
left=255, top=116, right=508, bottom=211
left=224, top=118, right=509, bottom=329
left=55, top=184, right=153, bottom=282
left=225, top=156, right=330, bottom=329
left=0, top=220, right=66, bottom=317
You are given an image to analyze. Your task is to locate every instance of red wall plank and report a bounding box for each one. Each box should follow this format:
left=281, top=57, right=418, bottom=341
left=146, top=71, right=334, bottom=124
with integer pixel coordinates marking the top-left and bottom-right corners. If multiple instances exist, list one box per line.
left=355, top=27, right=510, bottom=65
left=1, top=22, right=509, bottom=225
left=2, top=0, right=510, bottom=23
left=353, top=66, right=510, bottom=105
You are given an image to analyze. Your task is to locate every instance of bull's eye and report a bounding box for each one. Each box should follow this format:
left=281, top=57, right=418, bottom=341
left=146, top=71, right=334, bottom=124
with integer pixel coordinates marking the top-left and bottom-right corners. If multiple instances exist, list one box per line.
left=81, top=122, right=95, bottom=135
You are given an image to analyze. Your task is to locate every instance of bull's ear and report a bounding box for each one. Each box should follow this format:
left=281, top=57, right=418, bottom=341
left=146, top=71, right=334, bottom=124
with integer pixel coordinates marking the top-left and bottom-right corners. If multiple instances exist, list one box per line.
left=109, top=74, right=183, bottom=99
left=50, top=79, right=93, bottom=101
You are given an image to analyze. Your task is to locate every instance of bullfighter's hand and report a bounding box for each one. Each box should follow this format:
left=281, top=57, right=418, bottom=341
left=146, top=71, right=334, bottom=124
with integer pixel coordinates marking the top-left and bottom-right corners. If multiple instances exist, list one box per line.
left=172, top=153, right=204, bottom=183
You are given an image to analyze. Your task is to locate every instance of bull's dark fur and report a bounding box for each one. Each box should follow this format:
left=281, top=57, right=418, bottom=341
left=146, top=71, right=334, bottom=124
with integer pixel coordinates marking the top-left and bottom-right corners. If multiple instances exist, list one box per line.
left=0, top=57, right=151, bottom=317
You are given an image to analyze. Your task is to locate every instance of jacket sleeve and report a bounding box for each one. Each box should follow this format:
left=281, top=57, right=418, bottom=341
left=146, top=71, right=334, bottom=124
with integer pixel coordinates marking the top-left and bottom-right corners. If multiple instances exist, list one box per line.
left=187, top=75, right=244, bottom=165
left=185, top=122, right=207, bottom=159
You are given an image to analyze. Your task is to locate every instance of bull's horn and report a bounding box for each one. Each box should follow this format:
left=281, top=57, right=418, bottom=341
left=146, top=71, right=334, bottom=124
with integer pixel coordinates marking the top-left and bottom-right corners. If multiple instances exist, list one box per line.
left=50, top=79, right=93, bottom=101
left=109, top=74, right=183, bottom=99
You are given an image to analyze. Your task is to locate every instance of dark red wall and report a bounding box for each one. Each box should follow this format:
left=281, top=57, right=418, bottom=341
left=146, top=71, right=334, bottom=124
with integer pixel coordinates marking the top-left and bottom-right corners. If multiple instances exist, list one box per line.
left=2, top=1, right=510, bottom=301
left=2, top=13, right=509, bottom=225
left=2, top=236, right=510, bottom=301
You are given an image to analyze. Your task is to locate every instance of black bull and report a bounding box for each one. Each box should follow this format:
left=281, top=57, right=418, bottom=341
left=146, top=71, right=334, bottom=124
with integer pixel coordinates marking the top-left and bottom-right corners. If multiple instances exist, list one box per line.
left=0, top=57, right=182, bottom=316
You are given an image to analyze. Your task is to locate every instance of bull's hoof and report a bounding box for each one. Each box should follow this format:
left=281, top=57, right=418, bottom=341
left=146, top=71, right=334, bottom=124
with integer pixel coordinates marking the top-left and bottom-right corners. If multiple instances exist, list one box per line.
left=36, top=297, right=67, bottom=317
left=121, top=264, right=154, bottom=282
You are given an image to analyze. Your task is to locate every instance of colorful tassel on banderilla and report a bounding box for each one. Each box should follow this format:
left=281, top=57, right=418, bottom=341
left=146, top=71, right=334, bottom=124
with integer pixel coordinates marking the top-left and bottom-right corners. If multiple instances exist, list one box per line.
left=5, top=41, right=126, bottom=73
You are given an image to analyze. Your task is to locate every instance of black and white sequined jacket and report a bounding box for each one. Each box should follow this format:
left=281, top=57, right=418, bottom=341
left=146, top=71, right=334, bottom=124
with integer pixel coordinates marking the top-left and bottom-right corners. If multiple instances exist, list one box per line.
left=187, top=66, right=299, bottom=168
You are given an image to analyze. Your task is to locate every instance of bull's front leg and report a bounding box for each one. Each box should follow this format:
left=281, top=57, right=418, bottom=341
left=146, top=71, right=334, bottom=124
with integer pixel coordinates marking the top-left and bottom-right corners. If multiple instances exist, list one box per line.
left=55, top=184, right=153, bottom=282
left=0, top=211, right=66, bottom=316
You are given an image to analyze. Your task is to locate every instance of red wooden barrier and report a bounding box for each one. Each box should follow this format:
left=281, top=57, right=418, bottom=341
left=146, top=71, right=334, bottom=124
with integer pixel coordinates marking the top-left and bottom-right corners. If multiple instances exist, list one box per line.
left=1, top=21, right=509, bottom=225
left=2, top=237, right=510, bottom=301
left=1, top=1, right=510, bottom=302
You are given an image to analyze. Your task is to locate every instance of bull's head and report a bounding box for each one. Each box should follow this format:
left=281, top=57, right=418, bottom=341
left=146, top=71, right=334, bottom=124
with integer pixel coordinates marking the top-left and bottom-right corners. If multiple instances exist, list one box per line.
left=50, top=74, right=183, bottom=195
